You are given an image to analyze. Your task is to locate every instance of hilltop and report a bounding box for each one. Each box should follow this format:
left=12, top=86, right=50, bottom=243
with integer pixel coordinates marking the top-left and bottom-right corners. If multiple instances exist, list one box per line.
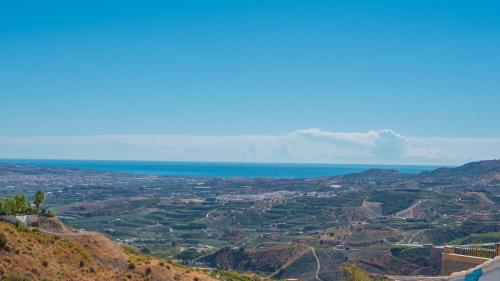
left=333, top=159, right=500, bottom=190
left=425, top=159, right=500, bottom=177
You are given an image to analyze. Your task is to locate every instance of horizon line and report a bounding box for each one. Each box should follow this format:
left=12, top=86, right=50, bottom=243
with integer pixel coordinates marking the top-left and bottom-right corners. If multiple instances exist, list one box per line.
left=0, top=157, right=457, bottom=168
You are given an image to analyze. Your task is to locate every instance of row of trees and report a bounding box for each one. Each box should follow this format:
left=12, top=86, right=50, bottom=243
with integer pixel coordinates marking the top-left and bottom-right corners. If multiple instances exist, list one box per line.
left=0, top=191, right=45, bottom=216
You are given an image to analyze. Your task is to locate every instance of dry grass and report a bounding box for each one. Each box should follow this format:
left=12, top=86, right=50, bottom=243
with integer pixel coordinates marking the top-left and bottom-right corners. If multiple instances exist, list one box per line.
left=0, top=221, right=216, bottom=281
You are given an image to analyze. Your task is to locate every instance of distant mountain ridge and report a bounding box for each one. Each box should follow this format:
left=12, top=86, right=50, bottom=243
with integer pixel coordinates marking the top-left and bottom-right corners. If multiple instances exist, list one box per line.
left=334, top=159, right=500, bottom=190
left=424, top=159, right=500, bottom=177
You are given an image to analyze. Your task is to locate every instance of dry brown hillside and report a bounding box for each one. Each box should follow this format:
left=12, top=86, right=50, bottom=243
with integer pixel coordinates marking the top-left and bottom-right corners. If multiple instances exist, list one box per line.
left=0, top=220, right=218, bottom=281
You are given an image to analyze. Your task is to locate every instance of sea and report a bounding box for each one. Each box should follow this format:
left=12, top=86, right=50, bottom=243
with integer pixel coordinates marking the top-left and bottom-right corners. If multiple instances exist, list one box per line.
left=0, top=159, right=440, bottom=179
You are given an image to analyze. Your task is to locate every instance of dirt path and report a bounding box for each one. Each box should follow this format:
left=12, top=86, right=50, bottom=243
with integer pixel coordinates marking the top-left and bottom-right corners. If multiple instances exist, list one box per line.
left=270, top=245, right=311, bottom=278
left=396, top=199, right=426, bottom=218
left=41, top=229, right=84, bottom=237
left=311, top=247, right=324, bottom=281
left=467, top=192, right=494, bottom=205
left=408, top=229, right=427, bottom=244
left=361, top=198, right=382, bottom=216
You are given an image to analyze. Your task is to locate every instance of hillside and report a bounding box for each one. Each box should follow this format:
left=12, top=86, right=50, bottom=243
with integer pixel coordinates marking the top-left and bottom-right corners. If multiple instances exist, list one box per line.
left=333, top=159, right=500, bottom=190
left=425, top=159, right=500, bottom=177
left=200, top=244, right=309, bottom=273
left=0, top=219, right=257, bottom=281
left=418, top=159, right=500, bottom=187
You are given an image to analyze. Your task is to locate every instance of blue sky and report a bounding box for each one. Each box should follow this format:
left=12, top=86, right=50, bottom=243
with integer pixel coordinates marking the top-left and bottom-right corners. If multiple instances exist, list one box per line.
left=1, top=1, right=500, bottom=164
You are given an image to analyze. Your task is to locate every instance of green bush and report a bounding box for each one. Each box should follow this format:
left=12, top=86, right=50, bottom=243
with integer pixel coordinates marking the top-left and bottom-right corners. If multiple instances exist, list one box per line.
left=42, top=209, right=56, bottom=218
left=341, top=263, right=372, bottom=281
left=0, top=192, right=49, bottom=216
left=15, top=221, right=27, bottom=232
left=0, top=232, right=6, bottom=249
left=0, top=194, right=34, bottom=215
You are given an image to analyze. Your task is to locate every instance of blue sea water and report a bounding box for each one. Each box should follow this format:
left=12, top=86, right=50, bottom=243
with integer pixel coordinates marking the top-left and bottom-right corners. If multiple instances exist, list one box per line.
left=0, top=159, right=440, bottom=178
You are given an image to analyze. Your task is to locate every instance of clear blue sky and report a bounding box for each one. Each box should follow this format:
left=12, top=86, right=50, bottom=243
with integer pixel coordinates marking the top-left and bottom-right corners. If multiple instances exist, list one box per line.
left=1, top=0, right=499, bottom=138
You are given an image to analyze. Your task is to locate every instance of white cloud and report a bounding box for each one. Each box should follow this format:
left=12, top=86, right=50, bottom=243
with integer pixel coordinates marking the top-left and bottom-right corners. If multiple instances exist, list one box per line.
left=371, top=129, right=409, bottom=159
left=291, top=128, right=378, bottom=146
left=0, top=129, right=499, bottom=165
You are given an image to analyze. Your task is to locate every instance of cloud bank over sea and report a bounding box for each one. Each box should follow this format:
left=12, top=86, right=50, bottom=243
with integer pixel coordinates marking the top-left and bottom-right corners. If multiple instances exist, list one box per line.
left=0, top=129, right=499, bottom=165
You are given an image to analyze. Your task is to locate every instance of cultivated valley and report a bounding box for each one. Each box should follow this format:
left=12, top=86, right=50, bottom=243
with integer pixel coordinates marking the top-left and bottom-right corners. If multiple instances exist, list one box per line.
left=1, top=160, right=500, bottom=280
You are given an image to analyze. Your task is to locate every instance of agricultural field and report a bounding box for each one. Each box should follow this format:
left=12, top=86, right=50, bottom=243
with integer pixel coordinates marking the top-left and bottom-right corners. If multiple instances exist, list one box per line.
left=1, top=160, right=500, bottom=280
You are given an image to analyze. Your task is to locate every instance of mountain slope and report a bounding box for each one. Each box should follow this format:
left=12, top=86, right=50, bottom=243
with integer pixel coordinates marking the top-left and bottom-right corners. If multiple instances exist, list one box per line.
left=0, top=220, right=216, bottom=281
left=427, top=159, right=500, bottom=177
left=419, top=159, right=500, bottom=186
left=200, top=243, right=310, bottom=273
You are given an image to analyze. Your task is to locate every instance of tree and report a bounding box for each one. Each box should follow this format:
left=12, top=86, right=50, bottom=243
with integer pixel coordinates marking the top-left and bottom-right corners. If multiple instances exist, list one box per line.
left=0, top=198, right=6, bottom=215
left=12, top=194, right=28, bottom=214
left=1, top=197, right=17, bottom=215
left=33, top=191, right=45, bottom=214
left=0, top=194, right=33, bottom=215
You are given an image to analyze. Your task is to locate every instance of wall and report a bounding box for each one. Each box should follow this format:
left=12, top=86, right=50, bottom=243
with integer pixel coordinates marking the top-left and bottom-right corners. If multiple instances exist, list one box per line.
left=389, top=255, right=500, bottom=281
left=0, top=215, right=39, bottom=227
left=441, top=253, right=490, bottom=275
left=449, top=256, right=500, bottom=281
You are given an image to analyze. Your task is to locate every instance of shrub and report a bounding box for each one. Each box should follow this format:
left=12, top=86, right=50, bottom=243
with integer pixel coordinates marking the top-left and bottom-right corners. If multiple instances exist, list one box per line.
left=42, top=209, right=55, bottom=218
left=173, top=273, right=182, bottom=281
left=139, top=247, right=151, bottom=254
left=122, top=245, right=139, bottom=255
left=80, top=250, right=92, bottom=260
left=15, top=221, right=27, bottom=232
left=127, top=262, right=135, bottom=270
left=145, top=266, right=152, bottom=275
left=341, top=263, right=372, bottom=281
left=0, top=232, right=7, bottom=249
